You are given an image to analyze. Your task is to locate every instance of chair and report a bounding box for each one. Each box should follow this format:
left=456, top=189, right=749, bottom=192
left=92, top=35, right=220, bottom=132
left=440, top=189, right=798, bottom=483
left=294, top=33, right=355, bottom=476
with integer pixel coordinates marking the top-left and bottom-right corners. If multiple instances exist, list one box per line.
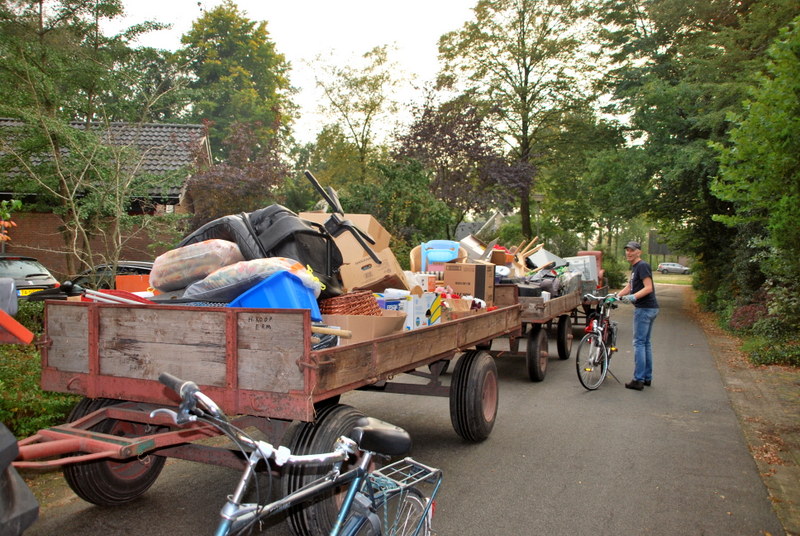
left=409, top=244, right=468, bottom=273
left=415, top=240, right=463, bottom=271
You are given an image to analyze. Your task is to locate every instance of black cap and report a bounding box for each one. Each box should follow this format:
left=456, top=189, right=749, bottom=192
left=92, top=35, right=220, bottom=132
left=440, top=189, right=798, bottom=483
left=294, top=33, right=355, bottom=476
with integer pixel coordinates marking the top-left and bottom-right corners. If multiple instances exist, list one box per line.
left=624, top=241, right=642, bottom=250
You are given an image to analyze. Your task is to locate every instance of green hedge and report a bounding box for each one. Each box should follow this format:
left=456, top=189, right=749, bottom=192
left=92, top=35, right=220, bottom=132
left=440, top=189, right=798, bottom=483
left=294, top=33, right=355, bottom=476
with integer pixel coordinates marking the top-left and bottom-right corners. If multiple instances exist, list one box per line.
left=1, top=300, right=79, bottom=438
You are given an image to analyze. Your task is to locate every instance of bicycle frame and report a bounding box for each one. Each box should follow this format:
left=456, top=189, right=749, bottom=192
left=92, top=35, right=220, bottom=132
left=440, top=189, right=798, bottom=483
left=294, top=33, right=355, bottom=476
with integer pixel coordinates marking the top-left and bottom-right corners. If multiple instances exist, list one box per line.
left=215, top=443, right=374, bottom=536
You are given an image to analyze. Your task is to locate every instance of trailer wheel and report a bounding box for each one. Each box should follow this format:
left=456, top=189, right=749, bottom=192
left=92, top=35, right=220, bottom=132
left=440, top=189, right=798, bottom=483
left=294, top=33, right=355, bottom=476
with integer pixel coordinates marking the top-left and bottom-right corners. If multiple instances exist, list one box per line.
left=449, top=350, right=498, bottom=442
left=557, top=314, right=574, bottom=360
left=62, top=397, right=166, bottom=506
left=526, top=325, right=549, bottom=382
left=283, top=404, right=366, bottom=536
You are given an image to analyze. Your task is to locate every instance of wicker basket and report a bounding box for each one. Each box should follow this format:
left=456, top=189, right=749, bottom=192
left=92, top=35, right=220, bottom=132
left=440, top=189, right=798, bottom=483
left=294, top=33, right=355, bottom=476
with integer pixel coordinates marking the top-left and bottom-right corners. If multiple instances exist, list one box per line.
left=319, top=290, right=382, bottom=316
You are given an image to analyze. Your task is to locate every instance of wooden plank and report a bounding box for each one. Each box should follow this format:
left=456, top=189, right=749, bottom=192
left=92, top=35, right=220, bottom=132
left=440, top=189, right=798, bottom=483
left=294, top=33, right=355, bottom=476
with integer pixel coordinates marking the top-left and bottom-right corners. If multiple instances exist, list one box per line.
left=98, top=307, right=228, bottom=386
left=493, top=284, right=518, bottom=307
left=46, top=303, right=89, bottom=373
left=312, top=306, right=520, bottom=393
left=236, top=310, right=307, bottom=393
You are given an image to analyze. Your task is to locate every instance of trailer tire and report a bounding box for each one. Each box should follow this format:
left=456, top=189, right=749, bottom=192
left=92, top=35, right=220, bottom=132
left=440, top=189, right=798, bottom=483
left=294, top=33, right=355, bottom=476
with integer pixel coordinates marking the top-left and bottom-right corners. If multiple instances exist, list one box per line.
left=526, top=325, right=549, bottom=382
left=557, top=314, right=574, bottom=360
left=449, top=350, right=498, bottom=442
left=62, top=398, right=166, bottom=506
left=283, top=404, right=366, bottom=536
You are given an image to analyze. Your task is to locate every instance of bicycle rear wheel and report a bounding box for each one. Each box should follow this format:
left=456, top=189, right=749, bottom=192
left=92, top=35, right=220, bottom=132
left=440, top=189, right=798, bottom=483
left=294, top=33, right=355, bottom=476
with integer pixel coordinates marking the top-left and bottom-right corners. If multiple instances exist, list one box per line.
left=344, top=487, right=431, bottom=536
left=576, top=333, right=608, bottom=390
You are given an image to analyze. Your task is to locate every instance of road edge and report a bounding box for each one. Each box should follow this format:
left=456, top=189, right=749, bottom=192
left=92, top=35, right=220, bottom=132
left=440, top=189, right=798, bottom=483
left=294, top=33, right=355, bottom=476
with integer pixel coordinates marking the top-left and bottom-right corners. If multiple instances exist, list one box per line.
left=683, top=286, right=800, bottom=536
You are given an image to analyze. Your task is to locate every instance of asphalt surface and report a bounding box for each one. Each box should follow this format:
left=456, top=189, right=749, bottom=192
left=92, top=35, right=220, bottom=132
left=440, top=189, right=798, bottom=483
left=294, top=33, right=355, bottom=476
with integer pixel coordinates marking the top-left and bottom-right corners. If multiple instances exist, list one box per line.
left=20, top=284, right=794, bottom=535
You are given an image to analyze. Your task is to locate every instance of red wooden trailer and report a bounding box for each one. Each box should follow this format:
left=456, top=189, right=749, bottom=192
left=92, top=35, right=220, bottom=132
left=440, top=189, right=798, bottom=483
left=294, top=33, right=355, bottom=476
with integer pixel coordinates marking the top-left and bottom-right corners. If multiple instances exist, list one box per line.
left=14, top=299, right=520, bottom=513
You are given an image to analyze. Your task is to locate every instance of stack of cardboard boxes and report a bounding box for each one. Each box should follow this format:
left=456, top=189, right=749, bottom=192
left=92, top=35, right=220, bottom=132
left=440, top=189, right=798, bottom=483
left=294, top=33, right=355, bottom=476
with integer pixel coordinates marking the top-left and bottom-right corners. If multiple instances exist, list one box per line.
left=300, top=213, right=496, bottom=343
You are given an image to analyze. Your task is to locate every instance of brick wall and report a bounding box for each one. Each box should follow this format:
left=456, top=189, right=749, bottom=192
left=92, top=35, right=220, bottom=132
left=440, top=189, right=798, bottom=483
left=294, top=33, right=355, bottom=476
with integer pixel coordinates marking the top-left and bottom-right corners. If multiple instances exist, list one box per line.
left=3, top=213, right=173, bottom=279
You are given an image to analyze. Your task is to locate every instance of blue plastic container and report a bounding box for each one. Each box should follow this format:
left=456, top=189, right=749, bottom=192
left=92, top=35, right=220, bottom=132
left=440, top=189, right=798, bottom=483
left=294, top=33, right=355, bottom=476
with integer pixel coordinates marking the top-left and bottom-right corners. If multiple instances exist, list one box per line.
left=227, top=271, right=321, bottom=321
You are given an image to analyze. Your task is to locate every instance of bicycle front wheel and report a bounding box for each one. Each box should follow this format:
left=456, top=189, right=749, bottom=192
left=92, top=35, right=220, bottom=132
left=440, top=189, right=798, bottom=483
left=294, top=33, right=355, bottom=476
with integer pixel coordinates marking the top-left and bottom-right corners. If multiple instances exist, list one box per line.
left=345, top=487, right=432, bottom=536
left=576, top=333, right=608, bottom=390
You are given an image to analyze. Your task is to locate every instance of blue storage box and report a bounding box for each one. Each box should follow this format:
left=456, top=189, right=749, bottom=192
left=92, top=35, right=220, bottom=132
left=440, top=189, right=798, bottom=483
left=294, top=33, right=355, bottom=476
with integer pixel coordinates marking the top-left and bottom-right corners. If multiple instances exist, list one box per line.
left=228, top=271, right=321, bottom=321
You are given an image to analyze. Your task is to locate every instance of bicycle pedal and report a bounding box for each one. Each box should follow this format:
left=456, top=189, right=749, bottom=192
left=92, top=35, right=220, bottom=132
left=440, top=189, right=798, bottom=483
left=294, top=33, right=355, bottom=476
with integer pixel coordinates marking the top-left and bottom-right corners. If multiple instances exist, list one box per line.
left=610, top=347, right=617, bottom=352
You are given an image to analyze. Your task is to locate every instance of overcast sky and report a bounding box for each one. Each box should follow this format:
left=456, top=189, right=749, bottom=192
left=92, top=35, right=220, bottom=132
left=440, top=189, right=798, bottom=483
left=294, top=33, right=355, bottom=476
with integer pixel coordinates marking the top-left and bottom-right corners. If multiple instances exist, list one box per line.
left=109, top=0, right=477, bottom=143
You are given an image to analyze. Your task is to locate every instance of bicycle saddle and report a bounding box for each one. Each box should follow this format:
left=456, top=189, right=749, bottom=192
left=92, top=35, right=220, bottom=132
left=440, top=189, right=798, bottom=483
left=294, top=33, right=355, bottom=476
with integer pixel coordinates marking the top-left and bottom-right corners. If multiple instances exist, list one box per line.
left=350, top=417, right=412, bottom=456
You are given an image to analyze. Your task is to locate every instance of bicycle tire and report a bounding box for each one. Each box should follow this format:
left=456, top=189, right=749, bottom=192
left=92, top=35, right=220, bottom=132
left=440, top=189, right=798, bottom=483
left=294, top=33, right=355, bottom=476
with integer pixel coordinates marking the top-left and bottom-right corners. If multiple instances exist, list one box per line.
left=283, top=404, right=366, bottom=536
left=344, top=486, right=432, bottom=536
left=576, top=333, right=608, bottom=390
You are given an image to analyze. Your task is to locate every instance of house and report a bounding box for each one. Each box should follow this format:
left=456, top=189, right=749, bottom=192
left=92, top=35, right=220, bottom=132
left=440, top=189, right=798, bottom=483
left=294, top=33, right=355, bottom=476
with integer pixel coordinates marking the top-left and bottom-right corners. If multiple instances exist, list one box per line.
left=0, top=119, right=211, bottom=277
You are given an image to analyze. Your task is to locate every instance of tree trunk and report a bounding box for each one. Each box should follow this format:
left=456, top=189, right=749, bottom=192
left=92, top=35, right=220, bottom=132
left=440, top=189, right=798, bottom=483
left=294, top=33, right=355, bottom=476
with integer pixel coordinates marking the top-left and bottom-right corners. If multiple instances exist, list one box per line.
left=520, top=187, right=532, bottom=239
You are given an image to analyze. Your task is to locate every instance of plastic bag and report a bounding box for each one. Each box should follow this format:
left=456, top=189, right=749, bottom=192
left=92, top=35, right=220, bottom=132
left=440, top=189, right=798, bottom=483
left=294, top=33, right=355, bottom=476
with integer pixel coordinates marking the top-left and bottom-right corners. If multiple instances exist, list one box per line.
left=183, top=257, right=322, bottom=302
left=150, top=239, right=244, bottom=292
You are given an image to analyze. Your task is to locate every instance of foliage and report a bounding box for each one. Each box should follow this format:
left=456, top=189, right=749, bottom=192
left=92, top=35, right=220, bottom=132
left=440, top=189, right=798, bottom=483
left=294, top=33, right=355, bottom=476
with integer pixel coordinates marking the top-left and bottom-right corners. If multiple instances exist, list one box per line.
left=183, top=120, right=290, bottom=230
left=713, top=16, right=800, bottom=331
left=314, top=46, right=401, bottom=183
left=341, top=159, right=453, bottom=265
left=0, top=199, right=21, bottom=244
left=1, top=301, right=76, bottom=438
left=438, top=0, right=596, bottom=238
left=742, top=338, right=800, bottom=368
left=593, top=0, right=800, bottom=313
left=396, top=94, right=524, bottom=236
left=178, top=0, right=294, bottom=162
left=0, top=343, right=79, bottom=439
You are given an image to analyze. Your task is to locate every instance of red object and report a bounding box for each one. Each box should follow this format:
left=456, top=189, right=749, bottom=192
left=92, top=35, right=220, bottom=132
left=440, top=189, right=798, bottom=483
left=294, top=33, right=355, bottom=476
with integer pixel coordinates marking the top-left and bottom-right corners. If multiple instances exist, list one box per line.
left=0, top=309, right=34, bottom=344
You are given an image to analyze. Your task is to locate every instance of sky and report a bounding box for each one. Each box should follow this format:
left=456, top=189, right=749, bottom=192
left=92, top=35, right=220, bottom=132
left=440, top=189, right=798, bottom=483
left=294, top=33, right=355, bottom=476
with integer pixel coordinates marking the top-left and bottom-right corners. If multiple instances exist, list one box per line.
left=109, top=0, right=478, bottom=143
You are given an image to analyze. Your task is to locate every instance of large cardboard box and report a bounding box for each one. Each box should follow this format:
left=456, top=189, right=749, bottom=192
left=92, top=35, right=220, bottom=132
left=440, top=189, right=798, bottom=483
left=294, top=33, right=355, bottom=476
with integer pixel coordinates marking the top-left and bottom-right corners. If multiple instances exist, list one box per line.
left=338, top=247, right=408, bottom=293
left=443, top=263, right=495, bottom=305
left=300, top=212, right=391, bottom=263
left=322, top=310, right=406, bottom=346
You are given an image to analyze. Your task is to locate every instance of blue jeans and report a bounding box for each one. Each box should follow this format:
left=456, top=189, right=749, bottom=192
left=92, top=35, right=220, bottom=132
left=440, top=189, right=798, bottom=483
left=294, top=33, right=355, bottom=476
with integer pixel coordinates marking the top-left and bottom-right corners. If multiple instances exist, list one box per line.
left=632, top=307, right=659, bottom=382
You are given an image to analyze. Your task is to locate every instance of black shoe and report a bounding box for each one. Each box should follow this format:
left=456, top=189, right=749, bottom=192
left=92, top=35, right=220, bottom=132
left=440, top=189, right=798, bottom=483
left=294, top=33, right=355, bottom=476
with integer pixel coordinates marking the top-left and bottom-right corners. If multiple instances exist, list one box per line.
left=625, top=380, right=644, bottom=391
left=643, top=380, right=652, bottom=386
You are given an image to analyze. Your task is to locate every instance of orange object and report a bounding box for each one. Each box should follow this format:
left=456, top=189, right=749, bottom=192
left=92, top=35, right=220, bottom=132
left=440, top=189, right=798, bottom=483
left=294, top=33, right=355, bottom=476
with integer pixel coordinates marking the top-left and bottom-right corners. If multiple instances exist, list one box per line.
left=0, top=309, right=34, bottom=344
left=115, top=274, right=151, bottom=292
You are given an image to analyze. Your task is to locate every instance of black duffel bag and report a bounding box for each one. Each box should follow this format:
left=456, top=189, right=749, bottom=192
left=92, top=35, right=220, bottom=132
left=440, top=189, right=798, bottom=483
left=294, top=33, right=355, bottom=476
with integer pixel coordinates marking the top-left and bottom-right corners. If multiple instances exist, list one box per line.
left=179, top=205, right=343, bottom=299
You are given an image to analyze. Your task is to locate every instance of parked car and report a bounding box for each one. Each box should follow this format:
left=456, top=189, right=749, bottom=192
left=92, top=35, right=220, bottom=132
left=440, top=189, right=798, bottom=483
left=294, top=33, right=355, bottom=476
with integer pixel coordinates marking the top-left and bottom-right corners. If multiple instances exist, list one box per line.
left=0, top=255, right=59, bottom=298
left=71, top=261, right=153, bottom=289
left=657, top=262, right=690, bottom=274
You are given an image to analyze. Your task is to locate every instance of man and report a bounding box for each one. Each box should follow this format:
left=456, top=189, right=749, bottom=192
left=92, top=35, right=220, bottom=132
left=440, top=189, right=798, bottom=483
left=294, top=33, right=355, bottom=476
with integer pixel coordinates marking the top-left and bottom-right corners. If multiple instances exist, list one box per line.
left=618, top=241, right=659, bottom=391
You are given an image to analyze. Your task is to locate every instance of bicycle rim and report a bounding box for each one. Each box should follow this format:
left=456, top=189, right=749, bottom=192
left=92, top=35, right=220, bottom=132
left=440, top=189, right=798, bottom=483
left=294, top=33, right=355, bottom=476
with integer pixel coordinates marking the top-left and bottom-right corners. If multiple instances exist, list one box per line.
left=576, top=334, right=608, bottom=390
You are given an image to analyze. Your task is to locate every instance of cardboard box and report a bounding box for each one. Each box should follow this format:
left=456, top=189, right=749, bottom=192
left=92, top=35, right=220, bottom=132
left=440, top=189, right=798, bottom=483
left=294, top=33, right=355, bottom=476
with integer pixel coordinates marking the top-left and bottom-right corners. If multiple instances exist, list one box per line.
left=408, top=292, right=442, bottom=330
left=300, top=212, right=391, bottom=263
left=322, top=310, right=407, bottom=346
left=375, top=291, right=442, bottom=331
left=338, top=247, right=408, bottom=293
left=443, top=263, right=495, bottom=305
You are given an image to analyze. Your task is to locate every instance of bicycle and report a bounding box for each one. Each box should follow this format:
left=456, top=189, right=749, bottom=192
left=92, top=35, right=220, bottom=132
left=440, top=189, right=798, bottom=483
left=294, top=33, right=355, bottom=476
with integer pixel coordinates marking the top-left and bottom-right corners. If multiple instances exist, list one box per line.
left=150, top=373, right=442, bottom=536
left=575, top=293, right=620, bottom=390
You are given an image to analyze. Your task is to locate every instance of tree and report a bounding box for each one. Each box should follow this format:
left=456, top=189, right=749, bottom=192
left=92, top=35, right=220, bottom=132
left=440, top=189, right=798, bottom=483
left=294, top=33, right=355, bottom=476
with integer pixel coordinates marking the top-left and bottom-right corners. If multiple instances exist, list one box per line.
left=594, top=0, right=800, bottom=308
left=397, top=94, right=525, bottom=237
left=438, top=0, right=595, bottom=238
left=0, top=1, right=187, bottom=274
left=713, top=16, right=800, bottom=324
left=178, top=0, right=294, bottom=161
left=183, top=120, right=290, bottom=229
left=314, top=45, right=401, bottom=183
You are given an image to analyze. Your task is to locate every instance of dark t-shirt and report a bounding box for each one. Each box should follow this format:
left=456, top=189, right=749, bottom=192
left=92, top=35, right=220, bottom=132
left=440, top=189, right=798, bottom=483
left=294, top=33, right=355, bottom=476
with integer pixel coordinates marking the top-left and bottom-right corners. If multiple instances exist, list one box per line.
left=630, top=260, right=658, bottom=308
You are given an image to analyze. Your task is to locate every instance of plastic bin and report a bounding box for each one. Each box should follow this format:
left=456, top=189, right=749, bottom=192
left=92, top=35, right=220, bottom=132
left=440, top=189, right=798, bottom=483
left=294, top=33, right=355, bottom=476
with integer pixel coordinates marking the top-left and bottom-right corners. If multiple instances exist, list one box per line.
left=227, top=271, right=322, bottom=321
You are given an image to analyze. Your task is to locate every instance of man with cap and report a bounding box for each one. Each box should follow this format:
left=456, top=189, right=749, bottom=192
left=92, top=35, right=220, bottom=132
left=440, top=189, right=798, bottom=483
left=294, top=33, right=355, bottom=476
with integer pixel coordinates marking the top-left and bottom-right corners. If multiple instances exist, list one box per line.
left=618, top=240, right=659, bottom=391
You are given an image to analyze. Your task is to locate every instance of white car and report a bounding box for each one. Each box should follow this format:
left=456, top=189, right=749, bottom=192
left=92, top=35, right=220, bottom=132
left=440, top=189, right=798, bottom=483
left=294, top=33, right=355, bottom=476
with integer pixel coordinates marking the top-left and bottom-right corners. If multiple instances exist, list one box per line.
left=657, top=262, right=690, bottom=274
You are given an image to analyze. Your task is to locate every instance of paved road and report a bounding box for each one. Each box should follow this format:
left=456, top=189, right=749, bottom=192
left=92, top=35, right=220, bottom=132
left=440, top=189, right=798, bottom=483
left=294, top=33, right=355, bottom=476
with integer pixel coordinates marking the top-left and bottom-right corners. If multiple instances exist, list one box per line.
left=24, top=285, right=784, bottom=535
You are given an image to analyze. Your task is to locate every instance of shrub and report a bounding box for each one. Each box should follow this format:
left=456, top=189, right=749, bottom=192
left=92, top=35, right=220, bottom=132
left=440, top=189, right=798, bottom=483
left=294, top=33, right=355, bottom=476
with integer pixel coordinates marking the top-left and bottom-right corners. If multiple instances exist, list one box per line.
left=728, top=303, right=769, bottom=332
left=0, top=343, right=79, bottom=438
left=744, top=337, right=800, bottom=367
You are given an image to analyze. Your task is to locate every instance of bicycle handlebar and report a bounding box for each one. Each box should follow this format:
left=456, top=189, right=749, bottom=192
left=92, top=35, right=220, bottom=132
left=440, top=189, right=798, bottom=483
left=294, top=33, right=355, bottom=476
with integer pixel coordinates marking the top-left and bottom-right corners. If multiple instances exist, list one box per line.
left=583, top=292, right=618, bottom=303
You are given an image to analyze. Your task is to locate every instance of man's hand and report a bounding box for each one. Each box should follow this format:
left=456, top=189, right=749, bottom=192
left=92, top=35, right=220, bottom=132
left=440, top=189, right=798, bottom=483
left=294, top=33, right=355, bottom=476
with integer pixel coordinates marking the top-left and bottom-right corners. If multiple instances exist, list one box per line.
left=621, top=294, right=637, bottom=304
